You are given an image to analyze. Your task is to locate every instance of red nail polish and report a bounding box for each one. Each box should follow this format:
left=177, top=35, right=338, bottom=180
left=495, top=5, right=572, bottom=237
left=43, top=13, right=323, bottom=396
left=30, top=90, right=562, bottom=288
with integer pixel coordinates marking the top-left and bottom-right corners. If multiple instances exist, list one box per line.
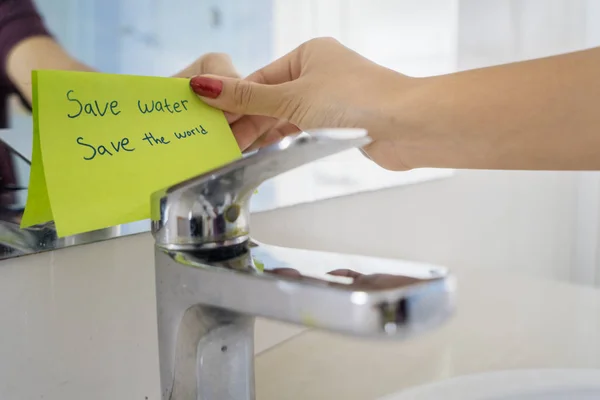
left=190, top=76, right=223, bottom=98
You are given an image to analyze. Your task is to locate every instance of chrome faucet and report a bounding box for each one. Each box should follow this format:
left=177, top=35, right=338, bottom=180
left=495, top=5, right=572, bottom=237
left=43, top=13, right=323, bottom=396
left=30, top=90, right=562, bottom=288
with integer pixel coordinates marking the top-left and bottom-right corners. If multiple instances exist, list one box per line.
left=0, top=219, right=49, bottom=256
left=0, top=137, right=132, bottom=260
left=151, top=129, right=456, bottom=400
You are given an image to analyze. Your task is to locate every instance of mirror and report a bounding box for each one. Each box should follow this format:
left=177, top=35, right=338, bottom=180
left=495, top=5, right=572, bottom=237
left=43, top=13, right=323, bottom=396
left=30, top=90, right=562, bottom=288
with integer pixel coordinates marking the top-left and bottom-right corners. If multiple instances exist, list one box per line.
left=0, top=0, right=457, bottom=261
left=0, top=134, right=151, bottom=260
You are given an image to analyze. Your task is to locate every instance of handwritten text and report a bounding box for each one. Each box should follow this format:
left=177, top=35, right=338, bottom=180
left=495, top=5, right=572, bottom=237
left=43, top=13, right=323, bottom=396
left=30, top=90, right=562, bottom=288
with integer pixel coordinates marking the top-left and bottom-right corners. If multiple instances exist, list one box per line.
left=137, top=99, right=189, bottom=114
left=76, top=136, right=135, bottom=160
left=67, top=90, right=121, bottom=118
left=174, top=124, right=208, bottom=139
left=76, top=124, right=210, bottom=160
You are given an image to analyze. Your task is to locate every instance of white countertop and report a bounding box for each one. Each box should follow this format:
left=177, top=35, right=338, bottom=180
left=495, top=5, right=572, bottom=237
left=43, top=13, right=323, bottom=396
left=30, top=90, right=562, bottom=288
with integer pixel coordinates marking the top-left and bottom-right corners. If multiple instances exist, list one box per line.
left=0, top=232, right=304, bottom=400
left=256, top=267, right=600, bottom=400
left=1, top=225, right=600, bottom=399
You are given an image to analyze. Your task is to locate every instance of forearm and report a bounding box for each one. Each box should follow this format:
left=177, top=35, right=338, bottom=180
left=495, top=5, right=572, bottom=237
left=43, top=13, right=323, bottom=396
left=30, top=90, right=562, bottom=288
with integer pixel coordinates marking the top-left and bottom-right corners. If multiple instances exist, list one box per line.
left=0, top=0, right=93, bottom=104
left=7, top=36, right=93, bottom=103
left=399, top=47, right=600, bottom=170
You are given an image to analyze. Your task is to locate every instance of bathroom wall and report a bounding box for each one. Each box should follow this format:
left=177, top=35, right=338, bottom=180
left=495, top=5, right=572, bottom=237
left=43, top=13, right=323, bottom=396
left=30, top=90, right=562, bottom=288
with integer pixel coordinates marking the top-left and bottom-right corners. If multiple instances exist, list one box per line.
left=266, top=0, right=455, bottom=212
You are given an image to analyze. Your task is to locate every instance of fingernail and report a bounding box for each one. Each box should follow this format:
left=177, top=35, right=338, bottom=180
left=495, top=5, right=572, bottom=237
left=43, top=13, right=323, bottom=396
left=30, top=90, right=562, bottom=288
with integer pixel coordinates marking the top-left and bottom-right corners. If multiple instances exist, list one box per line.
left=190, top=76, right=223, bottom=98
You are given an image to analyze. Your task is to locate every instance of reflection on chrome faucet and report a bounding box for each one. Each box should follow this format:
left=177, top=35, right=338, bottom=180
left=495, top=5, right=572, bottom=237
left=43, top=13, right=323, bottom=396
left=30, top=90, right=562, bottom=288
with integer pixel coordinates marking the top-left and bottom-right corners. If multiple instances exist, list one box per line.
left=0, top=137, right=151, bottom=261
left=155, top=239, right=455, bottom=400
left=151, top=130, right=456, bottom=400
left=0, top=215, right=147, bottom=260
left=267, top=267, right=425, bottom=290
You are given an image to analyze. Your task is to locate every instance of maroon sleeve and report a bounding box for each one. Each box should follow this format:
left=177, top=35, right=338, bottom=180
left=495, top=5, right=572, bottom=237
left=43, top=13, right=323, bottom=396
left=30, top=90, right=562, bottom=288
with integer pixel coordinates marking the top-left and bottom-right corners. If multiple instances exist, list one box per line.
left=0, top=0, right=52, bottom=86
left=0, top=1, right=51, bottom=204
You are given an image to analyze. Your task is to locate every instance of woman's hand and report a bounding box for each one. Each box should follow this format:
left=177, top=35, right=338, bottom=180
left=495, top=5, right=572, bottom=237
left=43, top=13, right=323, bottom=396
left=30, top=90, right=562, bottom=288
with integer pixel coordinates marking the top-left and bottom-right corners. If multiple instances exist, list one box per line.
left=191, top=41, right=600, bottom=172
left=188, top=37, right=417, bottom=171
left=173, top=52, right=241, bottom=123
left=173, top=52, right=239, bottom=82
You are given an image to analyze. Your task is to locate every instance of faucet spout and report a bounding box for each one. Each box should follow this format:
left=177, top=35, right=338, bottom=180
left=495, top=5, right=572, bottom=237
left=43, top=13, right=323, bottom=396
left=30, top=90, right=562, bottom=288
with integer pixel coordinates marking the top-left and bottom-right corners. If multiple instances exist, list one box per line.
left=155, top=240, right=455, bottom=400
left=152, top=129, right=456, bottom=400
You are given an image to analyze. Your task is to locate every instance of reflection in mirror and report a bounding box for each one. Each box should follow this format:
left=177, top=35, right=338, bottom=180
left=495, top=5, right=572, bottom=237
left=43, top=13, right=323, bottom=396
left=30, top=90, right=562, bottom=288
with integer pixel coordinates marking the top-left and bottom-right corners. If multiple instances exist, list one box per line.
left=0, top=0, right=456, bottom=262
left=0, top=135, right=151, bottom=260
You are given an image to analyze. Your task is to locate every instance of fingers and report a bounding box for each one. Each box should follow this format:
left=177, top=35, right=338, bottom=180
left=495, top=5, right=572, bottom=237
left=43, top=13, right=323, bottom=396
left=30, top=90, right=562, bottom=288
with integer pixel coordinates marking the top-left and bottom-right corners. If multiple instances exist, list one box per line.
left=362, top=140, right=412, bottom=171
left=190, top=74, right=294, bottom=117
left=189, top=42, right=308, bottom=117
left=245, top=129, right=285, bottom=153
left=173, top=52, right=239, bottom=79
left=223, top=50, right=301, bottom=122
left=231, top=115, right=300, bottom=151
left=244, top=37, right=341, bottom=84
left=173, top=53, right=243, bottom=124
left=230, top=115, right=279, bottom=150
left=246, top=122, right=300, bottom=151
left=244, top=44, right=303, bottom=85
left=181, top=47, right=308, bottom=148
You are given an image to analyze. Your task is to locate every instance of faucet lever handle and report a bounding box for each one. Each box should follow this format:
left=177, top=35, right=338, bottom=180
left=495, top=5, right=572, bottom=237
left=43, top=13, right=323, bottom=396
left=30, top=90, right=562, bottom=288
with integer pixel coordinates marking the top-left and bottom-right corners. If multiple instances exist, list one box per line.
left=151, top=128, right=371, bottom=250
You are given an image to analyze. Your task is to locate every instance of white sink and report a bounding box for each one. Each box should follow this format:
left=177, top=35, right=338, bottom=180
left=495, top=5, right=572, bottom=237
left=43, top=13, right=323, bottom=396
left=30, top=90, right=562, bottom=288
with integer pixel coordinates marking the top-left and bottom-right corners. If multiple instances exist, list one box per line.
left=379, top=369, right=600, bottom=400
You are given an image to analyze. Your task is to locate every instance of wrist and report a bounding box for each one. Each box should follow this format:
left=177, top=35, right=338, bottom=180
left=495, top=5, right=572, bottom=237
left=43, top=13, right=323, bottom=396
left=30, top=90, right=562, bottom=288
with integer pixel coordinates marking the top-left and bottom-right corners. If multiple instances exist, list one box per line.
left=8, top=37, right=93, bottom=102
left=375, top=73, right=438, bottom=170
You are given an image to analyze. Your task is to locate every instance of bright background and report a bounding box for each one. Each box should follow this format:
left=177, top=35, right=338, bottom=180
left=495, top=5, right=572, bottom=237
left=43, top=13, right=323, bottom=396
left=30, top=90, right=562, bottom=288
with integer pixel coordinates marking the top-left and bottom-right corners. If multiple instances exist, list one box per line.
left=6, top=0, right=600, bottom=285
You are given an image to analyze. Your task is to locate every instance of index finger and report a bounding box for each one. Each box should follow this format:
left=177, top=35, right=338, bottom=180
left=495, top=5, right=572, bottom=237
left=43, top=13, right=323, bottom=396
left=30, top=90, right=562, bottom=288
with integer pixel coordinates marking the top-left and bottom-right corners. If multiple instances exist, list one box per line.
left=173, top=52, right=239, bottom=79
left=244, top=42, right=304, bottom=85
left=173, top=53, right=241, bottom=124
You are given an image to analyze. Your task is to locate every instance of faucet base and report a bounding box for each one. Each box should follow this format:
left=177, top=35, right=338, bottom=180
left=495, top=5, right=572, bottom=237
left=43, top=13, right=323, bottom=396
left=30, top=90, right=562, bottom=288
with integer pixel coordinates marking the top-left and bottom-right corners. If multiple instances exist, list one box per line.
left=195, top=309, right=255, bottom=400
left=156, top=248, right=256, bottom=400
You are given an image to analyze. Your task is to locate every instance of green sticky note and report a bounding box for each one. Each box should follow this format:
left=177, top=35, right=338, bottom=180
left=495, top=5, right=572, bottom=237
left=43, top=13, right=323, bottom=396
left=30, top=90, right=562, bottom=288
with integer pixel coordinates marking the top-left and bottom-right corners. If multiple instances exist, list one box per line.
left=21, top=70, right=241, bottom=237
left=20, top=72, right=53, bottom=227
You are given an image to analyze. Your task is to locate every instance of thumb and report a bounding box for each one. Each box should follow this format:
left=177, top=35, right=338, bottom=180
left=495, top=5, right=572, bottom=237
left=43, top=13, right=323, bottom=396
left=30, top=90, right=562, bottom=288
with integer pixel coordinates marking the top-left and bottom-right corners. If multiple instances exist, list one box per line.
left=190, top=74, right=286, bottom=117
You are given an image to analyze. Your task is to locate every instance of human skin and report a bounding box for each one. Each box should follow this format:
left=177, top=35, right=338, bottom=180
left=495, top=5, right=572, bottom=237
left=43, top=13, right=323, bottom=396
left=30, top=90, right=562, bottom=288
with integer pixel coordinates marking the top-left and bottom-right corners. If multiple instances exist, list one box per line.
left=189, top=37, right=600, bottom=172
left=7, top=35, right=240, bottom=102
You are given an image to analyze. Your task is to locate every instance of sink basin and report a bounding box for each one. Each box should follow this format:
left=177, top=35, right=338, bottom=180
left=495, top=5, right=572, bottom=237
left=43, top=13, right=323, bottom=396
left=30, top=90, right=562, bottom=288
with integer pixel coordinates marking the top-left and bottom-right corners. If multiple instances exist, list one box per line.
left=378, top=369, right=600, bottom=400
